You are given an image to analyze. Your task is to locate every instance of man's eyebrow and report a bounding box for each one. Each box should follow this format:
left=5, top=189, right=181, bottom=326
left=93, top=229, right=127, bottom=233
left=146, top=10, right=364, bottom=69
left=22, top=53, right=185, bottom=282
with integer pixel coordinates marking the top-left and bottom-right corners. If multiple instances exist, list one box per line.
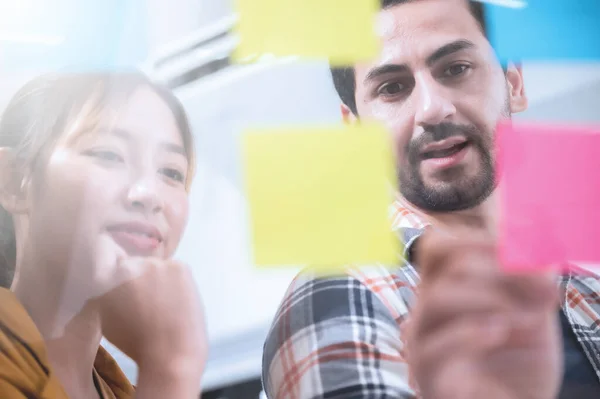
left=426, top=39, right=475, bottom=66
left=363, top=40, right=476, bottom=85
left=364, top=64, right=411, bottom=85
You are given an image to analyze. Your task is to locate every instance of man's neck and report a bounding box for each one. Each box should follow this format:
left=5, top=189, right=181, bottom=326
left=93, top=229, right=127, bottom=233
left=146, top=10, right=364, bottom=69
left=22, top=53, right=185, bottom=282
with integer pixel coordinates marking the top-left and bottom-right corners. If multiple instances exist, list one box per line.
left=12, top=255, right=103, bottom=399
left=409, top=189, right=500, bottom=237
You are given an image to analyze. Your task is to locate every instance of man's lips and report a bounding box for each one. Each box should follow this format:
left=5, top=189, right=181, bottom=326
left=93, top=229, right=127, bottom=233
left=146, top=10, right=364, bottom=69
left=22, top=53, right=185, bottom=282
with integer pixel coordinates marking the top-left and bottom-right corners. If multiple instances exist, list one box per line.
left=420, top=137, right=470, bottom=159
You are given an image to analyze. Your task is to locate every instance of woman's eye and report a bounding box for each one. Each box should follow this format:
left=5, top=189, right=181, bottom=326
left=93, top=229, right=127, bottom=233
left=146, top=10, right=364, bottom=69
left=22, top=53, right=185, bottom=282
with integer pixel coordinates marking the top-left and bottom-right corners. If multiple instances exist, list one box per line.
left=378, top=82, right=405, bottom=97
left=85, top=150, right=124, bottom=163
left=444, top=64, right=470, bottom=77
left=160, top=168, right=185, bottom=183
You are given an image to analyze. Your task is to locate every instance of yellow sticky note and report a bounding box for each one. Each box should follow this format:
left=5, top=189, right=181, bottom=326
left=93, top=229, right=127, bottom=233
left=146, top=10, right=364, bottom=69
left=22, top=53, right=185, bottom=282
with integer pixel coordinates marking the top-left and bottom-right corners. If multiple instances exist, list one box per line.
left=242, top=124, right=401, bottom=274
left=234, top=0, right=380, bottom=65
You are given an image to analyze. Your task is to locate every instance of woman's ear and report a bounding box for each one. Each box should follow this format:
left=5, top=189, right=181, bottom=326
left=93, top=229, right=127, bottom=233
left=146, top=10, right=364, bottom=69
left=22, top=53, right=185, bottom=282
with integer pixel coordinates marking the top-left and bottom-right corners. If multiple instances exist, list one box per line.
left=0, top=148, right=29, bottom=214
left=506, top=63, right=528, bottom=114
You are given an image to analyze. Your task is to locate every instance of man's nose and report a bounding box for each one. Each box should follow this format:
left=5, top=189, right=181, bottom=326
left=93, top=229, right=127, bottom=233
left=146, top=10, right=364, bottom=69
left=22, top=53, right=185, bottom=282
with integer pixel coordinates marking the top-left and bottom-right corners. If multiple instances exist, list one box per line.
left=413, top=73, right=457, bottom=127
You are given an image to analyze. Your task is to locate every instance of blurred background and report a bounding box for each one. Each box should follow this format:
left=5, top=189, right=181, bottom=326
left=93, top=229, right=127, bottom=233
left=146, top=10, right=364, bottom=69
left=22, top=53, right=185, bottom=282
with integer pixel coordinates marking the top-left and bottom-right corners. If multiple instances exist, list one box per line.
left=1, top=1, right=599, bottom=398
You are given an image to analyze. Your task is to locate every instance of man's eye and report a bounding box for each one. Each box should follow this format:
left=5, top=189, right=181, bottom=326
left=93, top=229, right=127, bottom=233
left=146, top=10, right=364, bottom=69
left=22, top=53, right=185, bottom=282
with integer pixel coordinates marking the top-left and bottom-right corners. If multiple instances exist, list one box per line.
left=85, top=150, right=124, bottom=163
left=444, top=64, right=470, bottom=77
left=378, top=82, right=406, bottom=96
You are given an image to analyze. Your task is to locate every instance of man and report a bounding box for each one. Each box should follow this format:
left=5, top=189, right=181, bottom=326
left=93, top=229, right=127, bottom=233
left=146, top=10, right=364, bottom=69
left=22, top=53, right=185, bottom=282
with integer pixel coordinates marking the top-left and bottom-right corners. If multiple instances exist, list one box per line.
left=262, top=0, right=600, bottom=398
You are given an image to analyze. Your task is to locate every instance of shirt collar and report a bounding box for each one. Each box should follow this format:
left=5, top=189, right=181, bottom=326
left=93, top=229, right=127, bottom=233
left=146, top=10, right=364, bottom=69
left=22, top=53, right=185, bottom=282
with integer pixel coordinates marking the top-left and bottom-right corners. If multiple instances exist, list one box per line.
left=389, top=196, right=430, bottom=231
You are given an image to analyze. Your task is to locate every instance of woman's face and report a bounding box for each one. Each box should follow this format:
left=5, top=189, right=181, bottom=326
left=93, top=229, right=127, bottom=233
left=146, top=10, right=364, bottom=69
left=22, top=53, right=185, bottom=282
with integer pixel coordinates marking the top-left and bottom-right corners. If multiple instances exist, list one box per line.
left=26, top=86, right=191, bottom=289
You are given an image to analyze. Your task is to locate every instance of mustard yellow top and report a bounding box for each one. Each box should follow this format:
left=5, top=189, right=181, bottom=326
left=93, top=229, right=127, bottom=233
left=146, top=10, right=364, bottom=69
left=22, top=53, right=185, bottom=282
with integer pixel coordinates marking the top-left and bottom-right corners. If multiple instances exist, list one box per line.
left=0, top=288, right=135, bottom=398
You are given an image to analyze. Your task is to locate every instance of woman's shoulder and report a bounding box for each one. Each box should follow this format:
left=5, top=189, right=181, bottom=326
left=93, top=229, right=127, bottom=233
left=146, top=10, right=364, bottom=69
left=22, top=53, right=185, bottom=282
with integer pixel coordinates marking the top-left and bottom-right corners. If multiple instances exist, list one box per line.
left=0, top=288, right=68, bottom=398
left=0, top=288, right=45, bottom=344
left=0, top=289, right=134, bottom=398
left=94, top=346, right=136, bottom=398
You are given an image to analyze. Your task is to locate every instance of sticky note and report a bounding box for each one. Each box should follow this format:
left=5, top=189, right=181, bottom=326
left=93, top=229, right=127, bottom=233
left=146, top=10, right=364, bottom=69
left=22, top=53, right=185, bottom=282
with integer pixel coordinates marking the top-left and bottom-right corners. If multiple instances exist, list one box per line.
left=242, top=124, right=400, bottom=273
left=234, top=0, right=379, bottom=65
left=0, top=0, right=147, bottom=72
left=497, top=121, right=600, bottom=272
left=484, top=0, right=600, bottom=63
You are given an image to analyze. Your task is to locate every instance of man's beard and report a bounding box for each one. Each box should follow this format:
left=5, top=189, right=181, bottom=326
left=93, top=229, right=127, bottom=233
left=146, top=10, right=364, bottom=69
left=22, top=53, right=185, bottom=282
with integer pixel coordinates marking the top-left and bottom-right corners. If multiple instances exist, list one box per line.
left=398, top=115, right=507, bottom=212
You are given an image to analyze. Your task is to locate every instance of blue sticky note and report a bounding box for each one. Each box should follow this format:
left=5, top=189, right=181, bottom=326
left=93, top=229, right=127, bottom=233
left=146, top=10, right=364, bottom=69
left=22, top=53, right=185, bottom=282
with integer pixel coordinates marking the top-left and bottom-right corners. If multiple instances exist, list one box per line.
left=0, top=0, right=147, bottom=72
left=484, top=0, right=600, bottom=63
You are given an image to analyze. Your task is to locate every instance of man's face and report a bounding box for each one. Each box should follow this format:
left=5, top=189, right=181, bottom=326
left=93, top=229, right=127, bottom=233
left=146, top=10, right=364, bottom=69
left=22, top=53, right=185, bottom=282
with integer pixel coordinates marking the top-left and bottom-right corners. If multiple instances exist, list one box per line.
left=350, top=0, right=526, bottom=212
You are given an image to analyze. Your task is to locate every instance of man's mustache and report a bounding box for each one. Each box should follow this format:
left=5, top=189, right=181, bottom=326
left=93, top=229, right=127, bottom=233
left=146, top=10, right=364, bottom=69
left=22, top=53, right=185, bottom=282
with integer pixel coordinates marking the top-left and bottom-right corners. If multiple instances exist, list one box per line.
left=406, top=122, right=482, bottom=163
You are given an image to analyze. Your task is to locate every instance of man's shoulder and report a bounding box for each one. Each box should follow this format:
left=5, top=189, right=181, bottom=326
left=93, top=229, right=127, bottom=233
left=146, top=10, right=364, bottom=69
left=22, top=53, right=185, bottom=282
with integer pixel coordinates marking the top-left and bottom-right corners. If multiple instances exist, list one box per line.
left=262, top=254, right=422, bottom=398
left=291, top=226, right=424, bottom=282
left=280, top=263, right=419, bottom=320
left=271, top=226, right=424, bottom=327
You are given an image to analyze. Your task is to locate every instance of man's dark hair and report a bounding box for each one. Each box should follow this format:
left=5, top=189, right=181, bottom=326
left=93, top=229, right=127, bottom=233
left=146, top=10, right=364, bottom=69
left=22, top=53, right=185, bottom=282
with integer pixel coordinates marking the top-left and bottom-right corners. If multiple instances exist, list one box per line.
left=330, top=0, right=488, bottom=115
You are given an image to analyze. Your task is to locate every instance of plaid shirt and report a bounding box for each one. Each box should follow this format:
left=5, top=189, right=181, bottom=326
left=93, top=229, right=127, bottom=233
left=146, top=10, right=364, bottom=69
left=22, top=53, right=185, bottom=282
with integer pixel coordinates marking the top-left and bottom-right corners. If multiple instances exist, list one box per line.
left=262, top=200, right=600, bottom=399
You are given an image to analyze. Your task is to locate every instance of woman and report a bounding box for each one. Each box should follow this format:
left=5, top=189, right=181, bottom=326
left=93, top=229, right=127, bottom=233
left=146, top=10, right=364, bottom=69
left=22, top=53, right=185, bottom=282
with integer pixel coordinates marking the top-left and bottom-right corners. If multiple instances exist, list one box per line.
left=0, top=72, right=207, bottom=398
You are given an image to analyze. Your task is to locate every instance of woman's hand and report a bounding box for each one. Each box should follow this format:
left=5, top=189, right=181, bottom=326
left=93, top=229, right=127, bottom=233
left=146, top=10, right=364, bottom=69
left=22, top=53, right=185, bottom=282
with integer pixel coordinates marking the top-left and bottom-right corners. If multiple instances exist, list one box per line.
left=97, top=257, right=208, bottom=399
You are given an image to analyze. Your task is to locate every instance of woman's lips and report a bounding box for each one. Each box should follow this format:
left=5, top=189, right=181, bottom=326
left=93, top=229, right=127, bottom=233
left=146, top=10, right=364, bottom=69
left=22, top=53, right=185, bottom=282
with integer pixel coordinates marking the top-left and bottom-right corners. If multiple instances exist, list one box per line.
left=106, top=222, right=162, bottom=256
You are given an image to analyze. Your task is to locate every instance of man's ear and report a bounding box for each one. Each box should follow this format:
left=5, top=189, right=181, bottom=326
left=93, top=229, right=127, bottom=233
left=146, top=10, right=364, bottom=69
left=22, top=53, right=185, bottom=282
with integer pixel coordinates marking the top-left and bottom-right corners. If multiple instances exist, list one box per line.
left=0, top=148, right=29, bottom=215
left=506, top=63, right=528, bottom=114
left=341, top=104, right=359, bottom=125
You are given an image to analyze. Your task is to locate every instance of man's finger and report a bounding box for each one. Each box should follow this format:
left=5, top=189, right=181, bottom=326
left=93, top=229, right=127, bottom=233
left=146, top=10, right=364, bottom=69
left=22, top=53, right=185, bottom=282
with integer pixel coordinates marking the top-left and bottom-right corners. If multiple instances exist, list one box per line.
left=409, top=314, right=510, bottom=373
left=413, top=282, right=510, bottom=337
left=416, top=232, right=498, bottom=284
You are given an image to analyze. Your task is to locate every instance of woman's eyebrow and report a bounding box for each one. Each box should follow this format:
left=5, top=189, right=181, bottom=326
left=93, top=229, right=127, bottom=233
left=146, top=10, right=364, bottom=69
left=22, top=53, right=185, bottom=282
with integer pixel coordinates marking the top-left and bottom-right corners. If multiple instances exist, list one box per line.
left=108, top=128, right=187, bottom=156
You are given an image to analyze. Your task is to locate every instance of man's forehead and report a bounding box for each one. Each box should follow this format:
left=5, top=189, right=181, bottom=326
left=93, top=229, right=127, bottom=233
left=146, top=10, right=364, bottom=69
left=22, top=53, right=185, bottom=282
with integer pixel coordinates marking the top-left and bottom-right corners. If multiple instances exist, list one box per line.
left=372, top=0, right=485, bottom=65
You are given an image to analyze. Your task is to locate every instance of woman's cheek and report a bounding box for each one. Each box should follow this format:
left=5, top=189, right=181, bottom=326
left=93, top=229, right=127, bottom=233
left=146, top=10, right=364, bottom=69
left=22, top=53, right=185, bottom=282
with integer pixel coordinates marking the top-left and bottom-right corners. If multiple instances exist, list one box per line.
left=165, top=194, right=190, bottom=252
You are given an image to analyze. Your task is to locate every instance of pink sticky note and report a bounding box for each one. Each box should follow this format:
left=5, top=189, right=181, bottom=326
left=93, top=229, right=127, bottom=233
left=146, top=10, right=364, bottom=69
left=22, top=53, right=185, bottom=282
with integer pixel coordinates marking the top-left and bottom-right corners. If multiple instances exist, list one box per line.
left=497, top=120, right=600, bottom=272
